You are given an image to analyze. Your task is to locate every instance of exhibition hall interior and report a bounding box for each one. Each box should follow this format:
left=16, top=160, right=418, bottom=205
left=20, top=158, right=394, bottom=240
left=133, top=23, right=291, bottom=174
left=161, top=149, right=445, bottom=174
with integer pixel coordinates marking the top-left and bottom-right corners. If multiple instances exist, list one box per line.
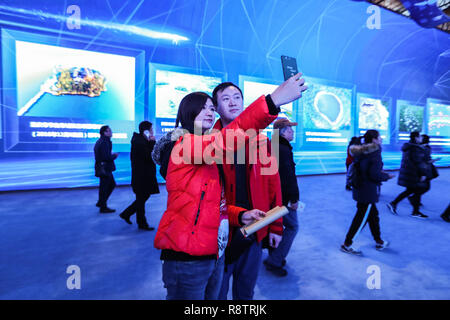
left=0, top=0, right=449, bottom=300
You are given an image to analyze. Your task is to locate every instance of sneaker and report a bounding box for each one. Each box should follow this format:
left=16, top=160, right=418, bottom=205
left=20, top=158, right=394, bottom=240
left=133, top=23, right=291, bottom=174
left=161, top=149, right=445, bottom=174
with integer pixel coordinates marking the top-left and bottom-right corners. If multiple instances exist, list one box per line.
left=441, top=214, right=450, bottom=223
left=375, top=240, right=390, bottom=251
left=340, top=244, right=362, bottom=256
left=387, top=202, right=398, bottom=215
left=263, top=260, right=288, bottom=277
left=411, top=212, right=428, bottom=219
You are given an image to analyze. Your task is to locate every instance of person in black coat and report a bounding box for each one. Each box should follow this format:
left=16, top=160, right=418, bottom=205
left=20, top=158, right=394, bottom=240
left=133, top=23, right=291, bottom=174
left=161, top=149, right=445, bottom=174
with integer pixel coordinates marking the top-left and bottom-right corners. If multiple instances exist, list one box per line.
left=264, top=119, right=299, bottom=277
left=341, top=130, right=395, bottom=255
left=119, top=121, right=160, bottom=230
left=94, top=125, right=119, bottom=213
left=387, top=131, right=432, bottom=219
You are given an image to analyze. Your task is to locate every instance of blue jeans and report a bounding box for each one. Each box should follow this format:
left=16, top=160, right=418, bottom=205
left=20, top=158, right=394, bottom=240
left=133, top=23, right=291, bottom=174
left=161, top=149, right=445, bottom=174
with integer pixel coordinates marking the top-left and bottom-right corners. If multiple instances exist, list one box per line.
left=266, top=207, right=298, bottom=267
left=219, top=237, right=262, bottom=300
left=162, top=255, right=224, bottom=300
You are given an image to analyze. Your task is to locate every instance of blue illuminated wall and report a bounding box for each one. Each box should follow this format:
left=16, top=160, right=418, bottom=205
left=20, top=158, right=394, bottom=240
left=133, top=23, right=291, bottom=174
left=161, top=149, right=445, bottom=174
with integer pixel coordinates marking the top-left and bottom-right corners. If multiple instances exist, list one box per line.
left=0, top=0, right=449, bottom=191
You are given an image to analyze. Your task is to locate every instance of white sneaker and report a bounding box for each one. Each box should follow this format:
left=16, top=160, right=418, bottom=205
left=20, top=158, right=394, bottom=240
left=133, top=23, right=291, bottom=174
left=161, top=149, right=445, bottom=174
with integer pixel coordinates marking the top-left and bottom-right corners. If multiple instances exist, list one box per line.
left=375, top=240, right=389, bottom=251
left=340, top=244, right=363, bottom=256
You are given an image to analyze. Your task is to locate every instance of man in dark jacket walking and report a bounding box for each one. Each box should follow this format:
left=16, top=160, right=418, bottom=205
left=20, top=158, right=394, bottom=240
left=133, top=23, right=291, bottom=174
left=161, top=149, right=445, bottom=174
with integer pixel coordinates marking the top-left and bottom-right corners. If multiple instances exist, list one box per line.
left=119, top=121, right=160, bottom=230
left=341, top=130, right=394, bottom=255
left=263, top=119, right=300, bottom=277
left=94, top=125, right=118, bottom=213
left=387, top=131, right=432, bottom=219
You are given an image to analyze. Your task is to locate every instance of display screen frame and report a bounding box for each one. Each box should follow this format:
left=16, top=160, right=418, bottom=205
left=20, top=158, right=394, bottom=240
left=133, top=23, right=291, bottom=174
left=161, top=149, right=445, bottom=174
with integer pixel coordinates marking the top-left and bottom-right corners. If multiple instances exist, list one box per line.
left=356, top=93, right=392, bottom=145
left=1, top=28, right=145, bottom=152
left=149, top=62, right=226, bottom=138
left=299, top=76, right=355, bottom=150
left=395, top=99, right=425, bottom=143
left=426, top=97, right=450, bottom=148
left=239, top=74, right=298, bottom=144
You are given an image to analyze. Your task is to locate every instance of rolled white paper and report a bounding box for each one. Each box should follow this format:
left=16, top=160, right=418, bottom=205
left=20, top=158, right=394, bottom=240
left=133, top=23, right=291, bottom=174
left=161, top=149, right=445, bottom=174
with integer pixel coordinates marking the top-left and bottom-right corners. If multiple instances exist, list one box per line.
left=240, top=206, right=289, bottom=237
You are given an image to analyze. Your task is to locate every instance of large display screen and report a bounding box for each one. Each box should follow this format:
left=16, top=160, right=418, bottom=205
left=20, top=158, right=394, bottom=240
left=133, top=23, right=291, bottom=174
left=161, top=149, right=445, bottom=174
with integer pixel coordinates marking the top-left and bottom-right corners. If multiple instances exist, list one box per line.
left=240, top=76, right=295, bottom=141
left=357, top=94, right=391, bottom=144
left=427, top=99, right=450, bottom=147
left=1, top=29, right=144, bottom=152
left=150, top=64, right=224, bottom=136
left=396, top=100, right=425, bottom=142
left=300, top=77, right=354, bottom=147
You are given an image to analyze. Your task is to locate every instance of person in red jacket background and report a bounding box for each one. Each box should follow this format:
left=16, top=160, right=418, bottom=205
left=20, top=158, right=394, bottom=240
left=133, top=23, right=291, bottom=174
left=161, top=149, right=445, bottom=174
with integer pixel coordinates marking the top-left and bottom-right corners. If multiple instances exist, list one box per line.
left=213, top=79, right=307, bottom=300
left=345, top=136, right=360, bottom=191
left=153, top=74, right=307, bottom=300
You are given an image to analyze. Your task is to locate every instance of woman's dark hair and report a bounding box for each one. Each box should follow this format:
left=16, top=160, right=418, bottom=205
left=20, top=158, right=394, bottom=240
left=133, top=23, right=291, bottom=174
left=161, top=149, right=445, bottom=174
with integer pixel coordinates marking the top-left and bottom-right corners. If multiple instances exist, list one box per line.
left=421, top=134, right=430, bottom=144
left=99, top=125, right=110, bottom=136
left=138, top=121, right=152, bottom=134
left=363, top=130, right=380, bottom=144
left=212, top=82, right=243, bottom=106
left=410, top=131, right=420, bottom=143
left=175, top=92, right=212, bottom=134
left=349, top=136, right=360, bottom=146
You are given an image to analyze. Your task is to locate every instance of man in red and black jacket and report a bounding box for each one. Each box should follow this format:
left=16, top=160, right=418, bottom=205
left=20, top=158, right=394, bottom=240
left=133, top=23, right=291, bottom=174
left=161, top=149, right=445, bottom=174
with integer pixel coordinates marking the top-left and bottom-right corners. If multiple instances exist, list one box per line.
left=212, top=82, right=284, bottom=300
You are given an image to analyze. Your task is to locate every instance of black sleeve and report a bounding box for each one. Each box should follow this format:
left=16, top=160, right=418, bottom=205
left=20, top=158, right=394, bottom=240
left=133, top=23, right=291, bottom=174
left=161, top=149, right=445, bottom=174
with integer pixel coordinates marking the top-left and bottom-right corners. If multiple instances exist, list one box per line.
left=368, top=156, right=389, bottom=183
left=149, top=140, right=156, bottom=152
left=278, top=146, right=299, bottom=203
left=97, top=141, right=114, bottom=162
left=265, top=94, right=281, bottom=116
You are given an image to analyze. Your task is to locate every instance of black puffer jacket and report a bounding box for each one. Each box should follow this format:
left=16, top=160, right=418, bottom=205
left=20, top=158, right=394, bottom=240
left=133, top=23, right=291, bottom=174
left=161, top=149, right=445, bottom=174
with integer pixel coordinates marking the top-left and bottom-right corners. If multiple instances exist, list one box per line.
left=350, top=143, right=390, bottom=204
left=397, top=142, right=432, bottom=188
left=130, top=132, right=159, bottom=195
left=278, top=136, right=299, bottom=206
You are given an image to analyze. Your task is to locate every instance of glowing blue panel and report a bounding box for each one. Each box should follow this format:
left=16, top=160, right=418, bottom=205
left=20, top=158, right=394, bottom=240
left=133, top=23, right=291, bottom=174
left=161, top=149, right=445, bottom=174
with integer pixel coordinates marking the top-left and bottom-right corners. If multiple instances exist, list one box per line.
left=357, top=93, right=392, bottom=145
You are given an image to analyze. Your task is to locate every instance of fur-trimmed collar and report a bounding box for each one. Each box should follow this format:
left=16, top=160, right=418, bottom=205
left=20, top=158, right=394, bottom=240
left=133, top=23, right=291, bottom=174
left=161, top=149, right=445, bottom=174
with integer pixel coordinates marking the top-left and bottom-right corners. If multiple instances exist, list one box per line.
left=349, top=142, right=379, bottom=157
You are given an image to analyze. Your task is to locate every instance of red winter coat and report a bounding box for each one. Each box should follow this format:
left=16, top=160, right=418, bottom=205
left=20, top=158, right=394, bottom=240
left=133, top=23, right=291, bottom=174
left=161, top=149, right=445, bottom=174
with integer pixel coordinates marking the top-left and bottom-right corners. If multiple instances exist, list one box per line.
left=154, top=96, right=278, bottom=256
left=213, top=110, right=283, bottom=243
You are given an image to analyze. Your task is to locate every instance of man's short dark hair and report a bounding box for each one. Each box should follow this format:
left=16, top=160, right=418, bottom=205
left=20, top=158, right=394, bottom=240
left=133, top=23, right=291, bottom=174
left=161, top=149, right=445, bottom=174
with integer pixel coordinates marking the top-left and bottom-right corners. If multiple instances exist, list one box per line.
left=212, top=82, right=243, bottom=106
left=363, top=129, right=380, bottom=144
left=139, top=121, right=152, bottom=134
left=99, top=125, right=110, bottom=136
left=410, top=131, right=420, bottom=142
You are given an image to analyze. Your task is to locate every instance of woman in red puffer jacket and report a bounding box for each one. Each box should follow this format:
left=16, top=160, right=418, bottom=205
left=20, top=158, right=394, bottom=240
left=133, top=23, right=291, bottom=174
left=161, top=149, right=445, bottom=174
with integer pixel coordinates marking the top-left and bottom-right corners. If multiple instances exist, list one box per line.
left=152, top=74, right=306, bottom=300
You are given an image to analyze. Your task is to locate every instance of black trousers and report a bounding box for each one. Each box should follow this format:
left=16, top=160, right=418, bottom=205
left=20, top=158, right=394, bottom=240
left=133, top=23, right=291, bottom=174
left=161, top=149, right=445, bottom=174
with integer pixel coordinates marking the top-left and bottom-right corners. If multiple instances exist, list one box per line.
left=345, top=203, right=382, bottom=246
left=392, top=184, right=430, bottom=213
left=98, top=173, right=116, bottom=208
left=120, top=190, right=151, bottom=227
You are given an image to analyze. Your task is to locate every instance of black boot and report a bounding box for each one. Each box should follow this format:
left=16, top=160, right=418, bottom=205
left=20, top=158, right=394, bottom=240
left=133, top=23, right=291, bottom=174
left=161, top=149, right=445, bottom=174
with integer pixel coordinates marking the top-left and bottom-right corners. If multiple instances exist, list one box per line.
left=100, top=207, right=116, bottom=213
left=119, top=212, right=132, bottom=224
left=138, top=225, right=155, bottom=231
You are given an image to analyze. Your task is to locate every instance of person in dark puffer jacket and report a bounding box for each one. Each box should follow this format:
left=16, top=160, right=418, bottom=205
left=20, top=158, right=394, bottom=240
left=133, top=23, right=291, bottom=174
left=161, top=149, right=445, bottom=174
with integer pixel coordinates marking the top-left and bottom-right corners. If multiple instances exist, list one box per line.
left=341, top=130, right=395, bottom=255
left=119, top=121, right=160, bottom=230
left=387, top=131, right=433, bottom=219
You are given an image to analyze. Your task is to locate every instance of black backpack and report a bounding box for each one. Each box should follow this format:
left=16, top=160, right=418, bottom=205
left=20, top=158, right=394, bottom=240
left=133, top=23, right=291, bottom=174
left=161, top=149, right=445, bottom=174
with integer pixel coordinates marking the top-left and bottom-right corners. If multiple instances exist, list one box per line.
left=347, top=161, right=363, bottom=189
